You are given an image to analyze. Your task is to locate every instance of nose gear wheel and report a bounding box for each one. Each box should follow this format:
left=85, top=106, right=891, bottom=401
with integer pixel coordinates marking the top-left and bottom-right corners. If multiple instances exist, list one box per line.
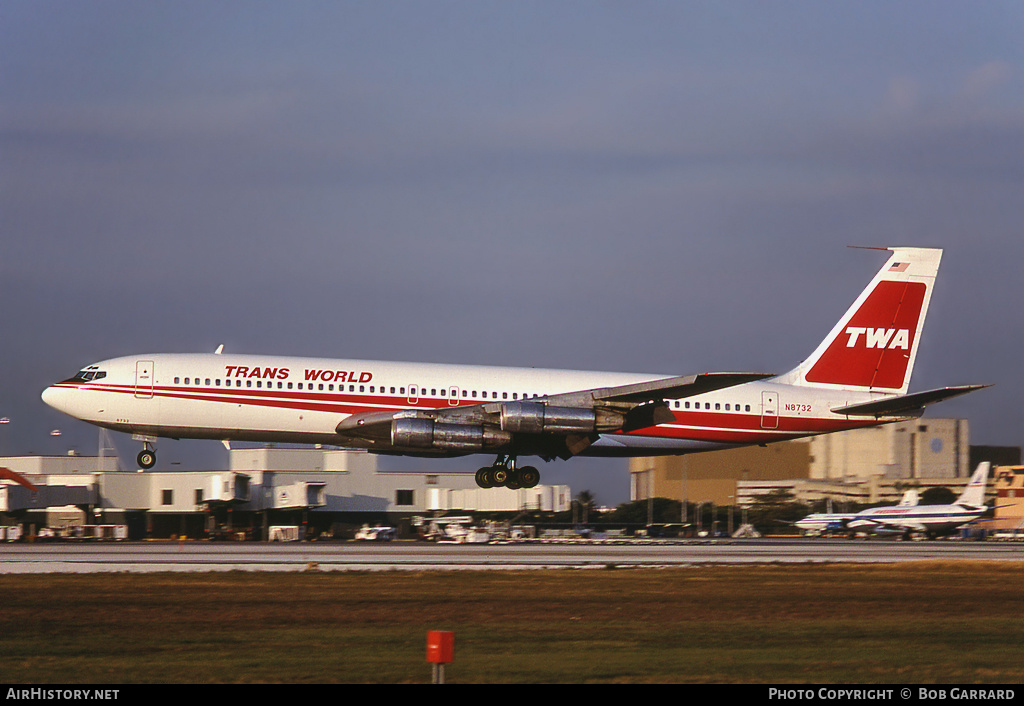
left=137, top=442, right=157, bottom=470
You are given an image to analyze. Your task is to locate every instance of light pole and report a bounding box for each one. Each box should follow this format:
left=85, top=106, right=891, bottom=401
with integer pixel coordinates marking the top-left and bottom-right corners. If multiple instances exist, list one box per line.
left=0, top=417, right=9, bottom=457
left=680, top=469, right=688, bottom=526
left=742, top=470, right=750, bottom=529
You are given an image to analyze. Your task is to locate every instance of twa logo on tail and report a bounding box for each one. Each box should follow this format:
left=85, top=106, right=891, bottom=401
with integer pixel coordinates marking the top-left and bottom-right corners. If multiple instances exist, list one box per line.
left=787, top=247, right=941, bottom=393
left=844, top=327, right=910, bottom=350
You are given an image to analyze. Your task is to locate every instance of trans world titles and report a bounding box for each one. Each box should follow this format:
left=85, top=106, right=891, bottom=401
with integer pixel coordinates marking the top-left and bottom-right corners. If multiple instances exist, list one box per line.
left=223, top=366, right=373, bottom=383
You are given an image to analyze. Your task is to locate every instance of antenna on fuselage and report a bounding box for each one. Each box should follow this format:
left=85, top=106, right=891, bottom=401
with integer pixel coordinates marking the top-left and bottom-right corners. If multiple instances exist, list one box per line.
left=214, top=344, right=224, bottom=355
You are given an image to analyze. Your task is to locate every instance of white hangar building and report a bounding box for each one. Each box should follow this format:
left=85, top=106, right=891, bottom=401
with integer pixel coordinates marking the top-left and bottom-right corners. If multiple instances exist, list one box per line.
left=0, top=447, right=569, bottom=540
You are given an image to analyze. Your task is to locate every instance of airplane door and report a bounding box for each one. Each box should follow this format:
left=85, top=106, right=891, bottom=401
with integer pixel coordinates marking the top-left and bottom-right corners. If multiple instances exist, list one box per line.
left=760, top=391, right=778, bottom=429
left=135, top=360, right=154, bottom=399
left=448, top=387, right=459, bottom=407
left=407, top=385, right=419, bottom=405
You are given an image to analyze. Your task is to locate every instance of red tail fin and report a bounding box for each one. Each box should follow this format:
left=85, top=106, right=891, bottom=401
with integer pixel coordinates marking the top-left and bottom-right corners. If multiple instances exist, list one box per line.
left=783, top=247, right=941, bottom=393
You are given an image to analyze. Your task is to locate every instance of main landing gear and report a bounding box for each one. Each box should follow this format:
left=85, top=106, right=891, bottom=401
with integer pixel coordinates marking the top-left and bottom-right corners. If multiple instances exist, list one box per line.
left=475, top=454, right=540, bottom=489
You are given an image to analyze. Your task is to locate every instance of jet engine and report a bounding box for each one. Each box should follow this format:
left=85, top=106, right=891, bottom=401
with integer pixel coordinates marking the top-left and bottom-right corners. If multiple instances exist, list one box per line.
left=391, top=418, right=512, bottom=452
left=499, top=401, right=624, bottom=435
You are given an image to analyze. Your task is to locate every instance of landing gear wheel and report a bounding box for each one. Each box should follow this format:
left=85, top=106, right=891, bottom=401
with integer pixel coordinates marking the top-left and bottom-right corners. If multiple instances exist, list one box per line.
left=475, top=467, right=495, bottom=489
left=519, top=466, right=540, bottom=488
left=475, top=455, right=542, bottom=489
left=137, top=449, right=156, bottom=470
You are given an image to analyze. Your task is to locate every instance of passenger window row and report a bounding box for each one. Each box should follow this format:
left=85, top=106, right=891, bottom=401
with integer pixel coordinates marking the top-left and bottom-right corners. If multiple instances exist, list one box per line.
left=672, top=400, right=752, bottom=412
left=166, top=377, right=755, bottom=412
left=169, top=377, right=752, bottom=411
left=172, top=377, right=539, bottom=401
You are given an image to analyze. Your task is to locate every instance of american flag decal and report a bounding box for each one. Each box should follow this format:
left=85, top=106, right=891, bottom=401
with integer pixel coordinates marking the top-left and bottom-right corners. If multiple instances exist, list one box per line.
left=889, top=262, right=910, bottom=272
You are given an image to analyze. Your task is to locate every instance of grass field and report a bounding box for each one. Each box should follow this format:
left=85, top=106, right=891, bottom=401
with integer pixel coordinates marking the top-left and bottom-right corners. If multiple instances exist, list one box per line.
left=2, top=562, right=1022, bottom=683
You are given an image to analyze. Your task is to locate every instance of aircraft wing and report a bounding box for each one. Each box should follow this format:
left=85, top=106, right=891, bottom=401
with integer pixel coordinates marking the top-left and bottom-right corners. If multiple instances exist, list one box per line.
left=849, top=517, right=927, bottom=534
left=877, top=521, right=929, bottom=534
left=576, top=372, right=774, bottom=405
left=832, top=384, right=990, bottom=417
left=335, top=371, right=771, bottom=457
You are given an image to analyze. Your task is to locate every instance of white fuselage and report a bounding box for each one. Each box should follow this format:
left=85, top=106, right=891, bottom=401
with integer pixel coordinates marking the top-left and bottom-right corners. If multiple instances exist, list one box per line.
left=794, top=513, right=859, bottom=532
left=41, top=352, right=886, bottom=458
left=846, top=504, right=986, bottom=536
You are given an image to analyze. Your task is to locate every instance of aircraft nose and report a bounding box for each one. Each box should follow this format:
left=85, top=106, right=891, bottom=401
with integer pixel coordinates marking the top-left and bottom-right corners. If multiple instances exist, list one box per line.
left=41, top=385, right=68, bottom=413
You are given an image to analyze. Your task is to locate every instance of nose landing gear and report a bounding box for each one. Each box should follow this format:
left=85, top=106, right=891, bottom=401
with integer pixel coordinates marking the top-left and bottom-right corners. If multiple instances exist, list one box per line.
left=137, top=443, right=156, bottom=470
left=475, top=454, right=540, bottom=489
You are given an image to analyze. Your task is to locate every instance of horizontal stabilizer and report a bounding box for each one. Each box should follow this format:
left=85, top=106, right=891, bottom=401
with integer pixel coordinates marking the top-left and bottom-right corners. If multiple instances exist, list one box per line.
left=832, top=384, right=989, bottom=417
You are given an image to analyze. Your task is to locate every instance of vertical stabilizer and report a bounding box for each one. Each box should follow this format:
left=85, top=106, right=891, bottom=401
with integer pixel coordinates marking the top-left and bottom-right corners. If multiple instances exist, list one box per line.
left=897, top=489, right=919, bottom=507
left=956, top=462, right=990, bottom=509
left=781, top=247, right=941, bottom=394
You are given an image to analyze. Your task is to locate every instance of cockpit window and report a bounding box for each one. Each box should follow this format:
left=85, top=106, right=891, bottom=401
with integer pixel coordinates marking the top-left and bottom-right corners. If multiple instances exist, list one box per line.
left=63, top=370, right=107, bottom=383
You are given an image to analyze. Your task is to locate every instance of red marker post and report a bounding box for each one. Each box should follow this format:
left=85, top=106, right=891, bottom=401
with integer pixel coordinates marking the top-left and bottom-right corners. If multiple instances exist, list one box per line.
left=426, top=630, right=454, bottom=684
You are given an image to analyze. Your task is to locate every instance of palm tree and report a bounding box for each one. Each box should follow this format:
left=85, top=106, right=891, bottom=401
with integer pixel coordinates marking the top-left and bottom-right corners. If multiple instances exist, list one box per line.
left=575, top=489, right=596, bottom=524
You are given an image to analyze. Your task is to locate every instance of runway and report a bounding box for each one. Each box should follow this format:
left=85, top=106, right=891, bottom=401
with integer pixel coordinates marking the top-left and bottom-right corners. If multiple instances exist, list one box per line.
left=3, top=538, right=1024, bottom=573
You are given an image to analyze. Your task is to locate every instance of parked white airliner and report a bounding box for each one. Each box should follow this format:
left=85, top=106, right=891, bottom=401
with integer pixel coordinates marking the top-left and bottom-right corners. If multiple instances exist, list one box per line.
left=795, top=489, right=917, bottom=534
left=42, top=247, right=985, bottom=489
left=794, top=511, right=859, bottom=534
left=846, top=463, right=992, bottom=538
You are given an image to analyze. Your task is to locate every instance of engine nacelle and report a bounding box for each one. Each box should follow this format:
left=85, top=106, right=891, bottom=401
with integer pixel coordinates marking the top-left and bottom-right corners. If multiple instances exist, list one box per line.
left=391, top=418, right=511, bottom=452
left=500, top=402, right=622, bottom=435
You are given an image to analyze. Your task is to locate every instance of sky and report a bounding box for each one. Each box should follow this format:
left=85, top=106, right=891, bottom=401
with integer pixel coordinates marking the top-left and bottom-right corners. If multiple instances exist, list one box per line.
left=2, top=1, right=1022, bottom=506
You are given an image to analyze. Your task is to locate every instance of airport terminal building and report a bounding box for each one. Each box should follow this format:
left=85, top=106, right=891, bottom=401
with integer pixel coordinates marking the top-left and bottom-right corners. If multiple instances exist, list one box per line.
left=630, top=418, right=1020, bottom=509
left=4, top=416, right=1022, bottom=539
left=0, top=448, right=570, bottom=540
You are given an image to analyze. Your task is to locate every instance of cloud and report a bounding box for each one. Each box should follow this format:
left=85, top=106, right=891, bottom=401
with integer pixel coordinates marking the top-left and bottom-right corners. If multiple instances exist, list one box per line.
left=882, top=75, right=922, bottom=115
left=4, top=2, right=1023, bottom=503
left=961, top=60, right=1016, bottom=101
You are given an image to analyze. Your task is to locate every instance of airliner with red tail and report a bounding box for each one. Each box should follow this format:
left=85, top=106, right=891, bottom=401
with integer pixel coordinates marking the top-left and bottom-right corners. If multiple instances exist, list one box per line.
left=42, top=247, right=986, bottom=489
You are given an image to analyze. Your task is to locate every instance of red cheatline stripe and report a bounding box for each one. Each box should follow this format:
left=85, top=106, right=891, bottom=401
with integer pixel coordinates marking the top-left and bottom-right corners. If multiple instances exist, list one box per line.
left=55, top=383, right=878, bottom=442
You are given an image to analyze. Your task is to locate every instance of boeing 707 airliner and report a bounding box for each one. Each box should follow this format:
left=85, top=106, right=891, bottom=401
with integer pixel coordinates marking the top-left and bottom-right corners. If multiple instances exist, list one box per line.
left=42, top=247, right=986, bottom=489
